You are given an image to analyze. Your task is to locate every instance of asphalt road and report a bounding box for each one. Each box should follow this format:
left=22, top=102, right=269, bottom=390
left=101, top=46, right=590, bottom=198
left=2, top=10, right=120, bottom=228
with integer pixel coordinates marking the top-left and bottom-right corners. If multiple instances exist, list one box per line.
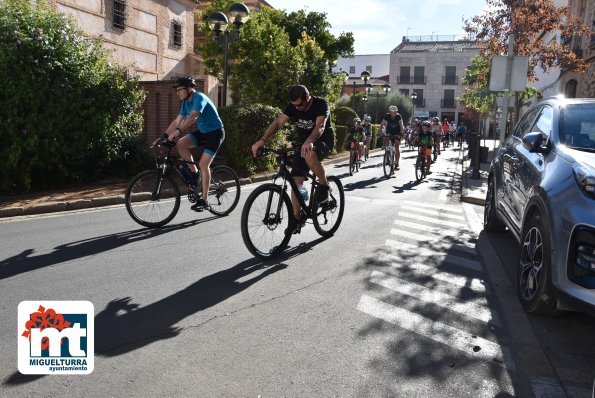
left=0, top=144, right=593, bottom=397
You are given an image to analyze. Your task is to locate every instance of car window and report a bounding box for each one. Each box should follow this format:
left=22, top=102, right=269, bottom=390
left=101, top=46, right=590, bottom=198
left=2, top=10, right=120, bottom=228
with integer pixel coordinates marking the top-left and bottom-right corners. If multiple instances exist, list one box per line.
left=532, top=106, right=553, bottom=139
left=560, top=103, right=595, bottom=149
left=513, top=107, right=541, bottom=139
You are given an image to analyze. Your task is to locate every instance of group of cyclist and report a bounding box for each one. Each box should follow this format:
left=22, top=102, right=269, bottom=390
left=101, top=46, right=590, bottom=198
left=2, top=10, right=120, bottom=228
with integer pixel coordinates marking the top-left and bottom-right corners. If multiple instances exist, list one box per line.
left=157, top=77, right=467, bottom=236
left=347, top=106, right=468, bottom=176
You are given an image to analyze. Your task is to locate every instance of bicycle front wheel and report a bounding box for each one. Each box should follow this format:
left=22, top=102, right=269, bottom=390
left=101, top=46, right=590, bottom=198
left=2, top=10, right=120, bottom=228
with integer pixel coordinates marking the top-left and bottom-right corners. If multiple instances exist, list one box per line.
left=207, top=165, right=240, bottom=216
left=383, top=150, right=393, bottom=178
left=241, top=184, right=293, bottom=259
left=415, top=156, right=424, bottom=182
left=313, top=176, right=345, bottom=237
left=125, top=170, right=180, bottom=228
left=349, top=150, right=356, bottom=176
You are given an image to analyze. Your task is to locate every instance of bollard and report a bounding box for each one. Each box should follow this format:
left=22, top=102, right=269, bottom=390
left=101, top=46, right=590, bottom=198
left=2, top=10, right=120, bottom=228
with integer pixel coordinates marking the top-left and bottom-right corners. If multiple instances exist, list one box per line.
left=471, top=132, right=481, bottom=179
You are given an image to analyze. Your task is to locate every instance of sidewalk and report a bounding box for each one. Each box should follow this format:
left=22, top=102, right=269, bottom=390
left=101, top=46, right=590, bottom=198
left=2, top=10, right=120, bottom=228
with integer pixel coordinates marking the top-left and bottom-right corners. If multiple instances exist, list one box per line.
left=0, top=150, right=356, bottom=218
left=0, top=142, right=495, bottom=219
left=460, top=138, right=498, bottom=206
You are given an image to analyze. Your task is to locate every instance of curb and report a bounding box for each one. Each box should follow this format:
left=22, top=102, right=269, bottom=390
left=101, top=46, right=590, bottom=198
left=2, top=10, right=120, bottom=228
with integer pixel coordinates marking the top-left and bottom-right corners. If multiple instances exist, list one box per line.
left=0, top=150, right=357, bottom=219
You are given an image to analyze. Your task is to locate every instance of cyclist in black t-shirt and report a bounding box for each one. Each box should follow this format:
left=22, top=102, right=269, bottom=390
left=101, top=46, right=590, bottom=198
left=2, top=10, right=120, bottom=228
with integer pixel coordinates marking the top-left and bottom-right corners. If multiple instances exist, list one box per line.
left=252, top=85, right=336, bottom=229
left=380, top=105, right=405, bottom=170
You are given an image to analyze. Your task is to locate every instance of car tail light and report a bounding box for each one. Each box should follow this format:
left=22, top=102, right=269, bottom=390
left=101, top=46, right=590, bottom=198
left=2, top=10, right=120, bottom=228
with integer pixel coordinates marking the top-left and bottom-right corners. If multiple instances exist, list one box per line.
left=568, top=227, right=595, bottom=288
left=573, top=163, right=595, bottom=199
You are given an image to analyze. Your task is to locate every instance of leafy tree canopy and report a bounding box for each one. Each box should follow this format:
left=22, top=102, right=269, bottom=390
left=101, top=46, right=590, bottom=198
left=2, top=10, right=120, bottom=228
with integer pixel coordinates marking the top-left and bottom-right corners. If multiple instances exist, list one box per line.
left=196, top=1, right=354, bottom=108
left=464, top=0, right=591, bottom=81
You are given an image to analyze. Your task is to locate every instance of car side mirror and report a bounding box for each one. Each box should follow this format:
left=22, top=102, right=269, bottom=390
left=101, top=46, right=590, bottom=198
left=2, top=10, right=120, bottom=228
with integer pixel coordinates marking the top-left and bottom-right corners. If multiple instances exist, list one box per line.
left=522, top=132, right=548, bottom=153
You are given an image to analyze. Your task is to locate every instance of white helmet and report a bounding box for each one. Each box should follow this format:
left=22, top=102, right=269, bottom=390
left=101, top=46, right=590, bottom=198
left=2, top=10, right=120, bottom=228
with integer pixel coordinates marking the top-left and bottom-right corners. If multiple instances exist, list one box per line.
left=388, top=105, right=398, bottom=112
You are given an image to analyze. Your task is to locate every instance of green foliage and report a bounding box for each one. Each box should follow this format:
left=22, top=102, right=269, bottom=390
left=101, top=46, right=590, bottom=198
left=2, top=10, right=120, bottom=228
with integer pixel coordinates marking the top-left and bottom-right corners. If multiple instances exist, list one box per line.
left=334, top=125, right=348, bottom=153
left=197, top=4, right=354, bottom=109
left=336, top=91, right=414, bottom=124
left=218, top=104, right=289, bottom=176
left=334, top=106, right=358, bottom=128
left=0, top=0, right=146, bottom=193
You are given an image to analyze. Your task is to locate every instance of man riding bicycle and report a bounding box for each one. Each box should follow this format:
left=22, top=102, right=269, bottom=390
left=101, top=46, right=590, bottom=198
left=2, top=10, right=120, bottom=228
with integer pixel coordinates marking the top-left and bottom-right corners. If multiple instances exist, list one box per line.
left=251, top=85, right=335, bottom=233
left=153, top=76, right=225, bottom=212
left=380, top=105, right=405, bottom=170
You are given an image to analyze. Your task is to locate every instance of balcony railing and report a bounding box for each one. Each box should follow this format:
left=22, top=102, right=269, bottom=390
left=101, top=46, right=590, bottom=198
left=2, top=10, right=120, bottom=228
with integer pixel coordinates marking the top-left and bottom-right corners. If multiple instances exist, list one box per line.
left=442, top=76, right=458, bottom=85
left=441, top=99, right=456, bottom=108
left=396, top=76, right=427, bottom=84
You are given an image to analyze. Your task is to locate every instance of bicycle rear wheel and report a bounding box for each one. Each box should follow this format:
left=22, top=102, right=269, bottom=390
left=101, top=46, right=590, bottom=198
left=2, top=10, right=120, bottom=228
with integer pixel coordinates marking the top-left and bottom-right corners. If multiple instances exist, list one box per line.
left=312, top=176, right=345, bottom=237
left=349, top=149, right=356, bottom=176
left=207, top=165, right=240, bottom=216
left=241, top=184, right=293, bottom=259
left=125, top=170, right=180, bottom=228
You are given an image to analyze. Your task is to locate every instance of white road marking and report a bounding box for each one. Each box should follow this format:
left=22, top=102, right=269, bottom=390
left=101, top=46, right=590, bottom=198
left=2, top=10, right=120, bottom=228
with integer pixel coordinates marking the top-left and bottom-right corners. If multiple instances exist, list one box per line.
left=397, top=212, right=468, bottom=229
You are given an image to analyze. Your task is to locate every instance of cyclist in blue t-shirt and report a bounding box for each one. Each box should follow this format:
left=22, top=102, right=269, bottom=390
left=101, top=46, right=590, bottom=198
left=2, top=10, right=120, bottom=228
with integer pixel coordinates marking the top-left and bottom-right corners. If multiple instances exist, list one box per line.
left=154, top=76, right=225, bottom=211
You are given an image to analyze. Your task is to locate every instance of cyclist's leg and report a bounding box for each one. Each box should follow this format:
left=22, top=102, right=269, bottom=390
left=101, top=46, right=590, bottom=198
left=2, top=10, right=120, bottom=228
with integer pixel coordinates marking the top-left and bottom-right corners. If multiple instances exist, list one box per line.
left=177, top=134, right=198, bottom=173
left=394, top=135, right=401, bottom=169
left=290, top=157, right=309, bottom=220
left=199, top=129, right=225, bottom=201
left=366, top=135, right=371, bottom=153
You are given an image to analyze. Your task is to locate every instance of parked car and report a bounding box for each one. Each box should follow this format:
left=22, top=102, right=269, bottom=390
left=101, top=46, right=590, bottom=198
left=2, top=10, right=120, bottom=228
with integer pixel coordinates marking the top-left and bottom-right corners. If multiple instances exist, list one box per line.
left=484, top=97, right=595, bottom=316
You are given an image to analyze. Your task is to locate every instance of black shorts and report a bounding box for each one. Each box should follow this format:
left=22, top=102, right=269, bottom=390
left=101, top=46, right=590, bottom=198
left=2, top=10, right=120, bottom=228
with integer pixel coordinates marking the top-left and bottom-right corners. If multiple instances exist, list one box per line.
left=188, top=128, right=225, bottom=157
left=290, top=138, right=334, bottom=178
left=386, top=132, right=402, bottom=142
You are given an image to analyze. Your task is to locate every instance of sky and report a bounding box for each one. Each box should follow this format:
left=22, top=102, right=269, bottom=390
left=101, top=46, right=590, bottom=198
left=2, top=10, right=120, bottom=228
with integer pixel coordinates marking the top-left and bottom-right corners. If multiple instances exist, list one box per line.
left=265, top=0, right=490, bottom=54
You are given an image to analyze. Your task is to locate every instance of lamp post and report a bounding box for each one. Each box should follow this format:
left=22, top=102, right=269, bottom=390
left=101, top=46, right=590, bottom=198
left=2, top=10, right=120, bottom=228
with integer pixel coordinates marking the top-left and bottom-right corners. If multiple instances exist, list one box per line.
left=410, top=92, right=418, bottom=122
left=367, top=83, right=391, bottom=123
left=208, top=3, right=250, bottom=107
left=351, top=70, right=371, bottom=108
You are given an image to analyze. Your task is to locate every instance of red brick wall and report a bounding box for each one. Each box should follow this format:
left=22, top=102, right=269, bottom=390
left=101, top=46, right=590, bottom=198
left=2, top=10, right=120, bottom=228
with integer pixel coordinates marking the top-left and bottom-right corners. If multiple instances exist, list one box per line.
left=140, top=80, right=205, bottom=143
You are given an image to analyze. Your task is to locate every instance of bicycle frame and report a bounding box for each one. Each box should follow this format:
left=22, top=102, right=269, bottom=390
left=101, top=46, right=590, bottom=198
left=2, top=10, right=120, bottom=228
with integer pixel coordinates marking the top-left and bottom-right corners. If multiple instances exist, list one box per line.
left=272, top=154, right=319, bottom=220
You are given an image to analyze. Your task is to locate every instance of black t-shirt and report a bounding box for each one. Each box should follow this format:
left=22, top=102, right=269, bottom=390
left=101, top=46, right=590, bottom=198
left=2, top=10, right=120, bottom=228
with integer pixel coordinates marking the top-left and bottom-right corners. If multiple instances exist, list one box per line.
left=383, top=113, right=402, bottom=134
left=283, top=96, right=335, bottom=144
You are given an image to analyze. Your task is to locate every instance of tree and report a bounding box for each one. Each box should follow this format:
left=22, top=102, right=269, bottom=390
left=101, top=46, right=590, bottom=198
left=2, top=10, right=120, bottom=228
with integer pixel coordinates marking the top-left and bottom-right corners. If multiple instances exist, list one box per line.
left=196, top=2, right=354, bottom=108
left=0, top=0, right=146, bottom=193
left=464, top=0, right=590, bottom=81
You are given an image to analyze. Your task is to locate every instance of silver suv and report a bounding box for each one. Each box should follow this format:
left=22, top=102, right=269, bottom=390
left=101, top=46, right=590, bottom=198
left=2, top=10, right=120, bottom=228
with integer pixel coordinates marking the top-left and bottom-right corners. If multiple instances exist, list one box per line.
left=484, top=97, right=595, bottom=316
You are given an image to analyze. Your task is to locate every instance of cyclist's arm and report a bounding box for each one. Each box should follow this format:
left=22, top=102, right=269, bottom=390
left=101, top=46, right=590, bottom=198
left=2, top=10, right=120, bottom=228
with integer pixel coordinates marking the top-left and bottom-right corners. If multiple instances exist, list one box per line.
left=252, top=113, right=290, bottom=156
left=301, top=115, right=326, bottom=157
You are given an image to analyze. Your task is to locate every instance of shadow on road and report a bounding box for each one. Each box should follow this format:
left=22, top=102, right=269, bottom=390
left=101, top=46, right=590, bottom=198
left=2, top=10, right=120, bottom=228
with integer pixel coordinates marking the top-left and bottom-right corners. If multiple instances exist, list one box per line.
left=3, top=235, right=331, bottom=386
left=0, top=218, right=218, bottom=280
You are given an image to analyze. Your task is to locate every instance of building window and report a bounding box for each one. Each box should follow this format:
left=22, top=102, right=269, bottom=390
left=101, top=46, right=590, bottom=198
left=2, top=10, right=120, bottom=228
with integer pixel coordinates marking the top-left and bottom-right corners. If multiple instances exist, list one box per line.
left=413, top=66, right=426, bottom=84
left=398, top=66, right=410, bottom=84
left=443, top=66, right=457, bottom=85
left=171, top=20, right=183, bottom=49
left=413, top=89, right=424, bottom=107
left=349, top=66, right=355, bottom=74
left=442, top=89, right=456, bottom=108
left=366, top=65, right=372, bottom=74
left=113, top=0, right=127, bottom=30
left=399, top=89, right=409, bottom=97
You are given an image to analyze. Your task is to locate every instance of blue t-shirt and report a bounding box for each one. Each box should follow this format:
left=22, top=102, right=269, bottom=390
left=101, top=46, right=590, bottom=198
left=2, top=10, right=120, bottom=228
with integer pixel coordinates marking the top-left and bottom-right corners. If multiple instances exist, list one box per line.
left=178, top=91, right=224, bottom=133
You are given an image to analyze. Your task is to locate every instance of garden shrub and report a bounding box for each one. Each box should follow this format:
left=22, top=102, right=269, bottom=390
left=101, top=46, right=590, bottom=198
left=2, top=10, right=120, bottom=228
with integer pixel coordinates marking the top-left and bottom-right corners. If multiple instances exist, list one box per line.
left=0, top=0, right=146, bottom=193
left=334, top=125, right=348, bottom=153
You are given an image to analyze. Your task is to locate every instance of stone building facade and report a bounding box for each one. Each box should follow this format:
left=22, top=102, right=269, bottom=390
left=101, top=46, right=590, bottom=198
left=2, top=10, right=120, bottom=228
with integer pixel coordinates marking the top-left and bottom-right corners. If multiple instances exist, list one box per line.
left=389, top=37, right=479, bottom=124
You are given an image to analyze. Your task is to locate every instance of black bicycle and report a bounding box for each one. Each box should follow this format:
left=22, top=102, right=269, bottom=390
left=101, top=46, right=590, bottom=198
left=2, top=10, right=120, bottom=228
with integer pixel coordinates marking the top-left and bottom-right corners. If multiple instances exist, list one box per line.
left=348, top=141, right=361, bottom=176
left=241, top=147, right=345, bottom=259
left=125, top=139, right=240, bottom=228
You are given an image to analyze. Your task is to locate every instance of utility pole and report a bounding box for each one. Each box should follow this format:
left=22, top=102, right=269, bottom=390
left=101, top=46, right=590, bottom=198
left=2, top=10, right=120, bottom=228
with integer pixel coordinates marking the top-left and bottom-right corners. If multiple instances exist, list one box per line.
left=499, top=34, right=514, bottom=144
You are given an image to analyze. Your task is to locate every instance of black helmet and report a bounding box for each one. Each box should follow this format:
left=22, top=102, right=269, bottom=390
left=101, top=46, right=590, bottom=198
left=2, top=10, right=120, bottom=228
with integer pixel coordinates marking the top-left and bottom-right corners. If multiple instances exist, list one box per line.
left=421, top=120, right=432, bottom=127
left=173, top=76, right=196, bottom=88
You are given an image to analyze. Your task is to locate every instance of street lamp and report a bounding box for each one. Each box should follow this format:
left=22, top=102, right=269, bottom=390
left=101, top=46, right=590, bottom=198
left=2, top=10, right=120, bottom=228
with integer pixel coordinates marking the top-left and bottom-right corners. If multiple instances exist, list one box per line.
left=410, top=92, right=418, bottom=121
left=351, top=70, right=371, bottom=108
left=208, top=3, right=250, bottom=107
left=367, top=83, right=391, bottom=123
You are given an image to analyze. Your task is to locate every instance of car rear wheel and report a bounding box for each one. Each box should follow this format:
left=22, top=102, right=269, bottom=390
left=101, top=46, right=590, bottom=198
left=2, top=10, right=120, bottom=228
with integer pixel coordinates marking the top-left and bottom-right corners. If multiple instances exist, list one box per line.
left=517, top=213, right=561, bottom=316
left=484, top=177, right=506, bottom=232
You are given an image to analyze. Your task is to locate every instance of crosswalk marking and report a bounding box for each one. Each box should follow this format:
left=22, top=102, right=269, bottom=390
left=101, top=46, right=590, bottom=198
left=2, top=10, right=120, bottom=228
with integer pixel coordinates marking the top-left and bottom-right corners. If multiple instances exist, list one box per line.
left=397, top=212, right=467, bottom=229
left=402, top=200, right=464, bottom=212
left=385, top=239, right=483, bottom=272
left=388, top=229, right=477, bottom=255
left=378, top=253, right=487, bottom=293
left=370, top=271, right=499, bottom=325
left=357, top=295, right=507, bottom=367
left=400, top=205, right=466, bottom=221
